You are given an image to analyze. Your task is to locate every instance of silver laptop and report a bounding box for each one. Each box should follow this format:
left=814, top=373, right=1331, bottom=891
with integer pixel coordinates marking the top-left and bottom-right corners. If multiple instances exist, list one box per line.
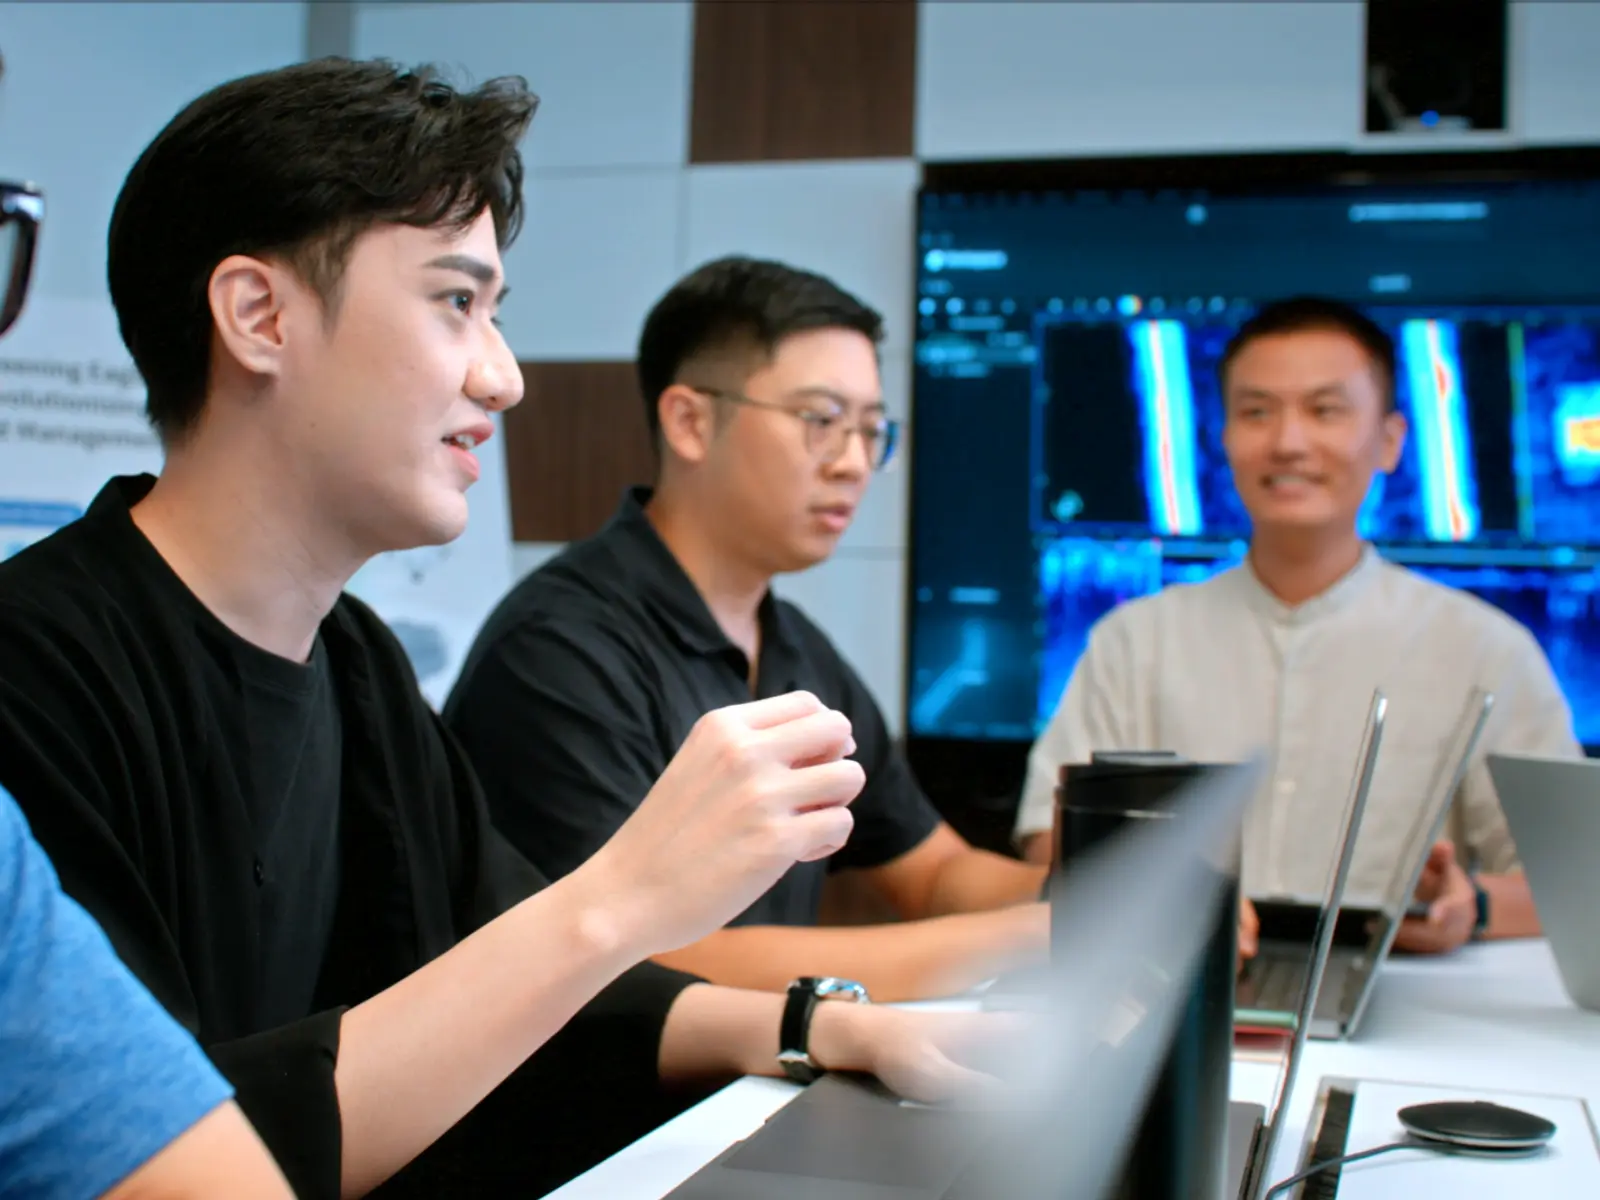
left=1227, top=693, right=1381, bottom=1200
left=664, top=759, right=1272, bottom=1200
left=1244, top=688, right=1494, bottom=1040
left=1236, top=692, right=1386, bottom=1034
left=1486, top=751, right=1600, bottom=1012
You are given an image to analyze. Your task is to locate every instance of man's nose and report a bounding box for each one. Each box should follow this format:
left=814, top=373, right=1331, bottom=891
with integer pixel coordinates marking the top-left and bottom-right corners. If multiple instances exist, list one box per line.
left=468, top=338, right=525, bottom=413
left=825, top=426, right=873, bottom=480
left=1269, top=411, right=1309, bottom=454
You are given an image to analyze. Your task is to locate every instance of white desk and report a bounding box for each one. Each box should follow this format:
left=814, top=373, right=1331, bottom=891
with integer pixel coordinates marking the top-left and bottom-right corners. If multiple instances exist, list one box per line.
left=550, top=941, right=1600, bottom=1199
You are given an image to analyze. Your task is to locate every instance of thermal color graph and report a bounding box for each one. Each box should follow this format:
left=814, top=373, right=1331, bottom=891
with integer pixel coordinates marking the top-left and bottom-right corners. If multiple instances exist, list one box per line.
left=1129, top=320, right=1203, bottom=536
left=1400, top=319, right=1480, bottom=542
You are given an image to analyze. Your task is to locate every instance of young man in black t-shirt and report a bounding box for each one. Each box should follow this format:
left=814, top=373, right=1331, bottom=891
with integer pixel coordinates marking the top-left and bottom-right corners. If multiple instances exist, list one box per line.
left=446, top=256, right=1051, bottom=1003
left=0, top=61, right=1007, bottom=1200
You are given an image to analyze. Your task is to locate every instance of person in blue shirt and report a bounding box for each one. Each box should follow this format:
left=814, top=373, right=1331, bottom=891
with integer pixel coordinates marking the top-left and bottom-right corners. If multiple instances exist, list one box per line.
left=0, top=783, right=293, bottom=1199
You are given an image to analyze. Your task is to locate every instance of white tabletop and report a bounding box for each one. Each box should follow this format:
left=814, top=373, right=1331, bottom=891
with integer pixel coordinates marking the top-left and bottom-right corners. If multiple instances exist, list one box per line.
left=549, top=940, right=1600, bottom=1199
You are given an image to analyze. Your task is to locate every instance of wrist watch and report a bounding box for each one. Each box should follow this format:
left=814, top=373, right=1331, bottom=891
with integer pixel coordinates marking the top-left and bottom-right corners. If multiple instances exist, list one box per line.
left=1471, top=878, right=1491, bottom=940
left=777, top=975, right=870, bottom=1085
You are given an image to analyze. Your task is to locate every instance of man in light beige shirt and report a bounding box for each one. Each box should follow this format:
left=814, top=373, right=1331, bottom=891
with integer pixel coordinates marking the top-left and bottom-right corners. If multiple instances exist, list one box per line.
left=1016, top=297, right=1581, bottom=957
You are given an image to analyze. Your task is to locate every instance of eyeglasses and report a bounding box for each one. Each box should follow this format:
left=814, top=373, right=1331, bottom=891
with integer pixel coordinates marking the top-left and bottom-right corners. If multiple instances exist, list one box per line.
left=0, top=181, right=43, bottom=338
left=693, top=386, right=900, bottom=472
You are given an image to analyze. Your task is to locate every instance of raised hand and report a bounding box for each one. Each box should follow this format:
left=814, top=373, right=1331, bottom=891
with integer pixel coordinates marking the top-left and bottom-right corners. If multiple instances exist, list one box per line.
left=580, top=691, right=865, bottom=956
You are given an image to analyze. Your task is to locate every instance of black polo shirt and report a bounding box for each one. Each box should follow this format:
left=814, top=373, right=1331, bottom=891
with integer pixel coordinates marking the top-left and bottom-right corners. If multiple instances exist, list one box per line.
left=445, top=487, right=941, bottom=927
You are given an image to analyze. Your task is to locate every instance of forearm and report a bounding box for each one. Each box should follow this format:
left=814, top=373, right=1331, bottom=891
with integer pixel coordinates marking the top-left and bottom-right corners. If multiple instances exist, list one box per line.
left=925, top=849, right=1048, bottom=916
left=1481, top=871, right=1541, bottom=940
left=656, top=981, right=897, bottom=1083
left=107, top=1102, right=294, bottom=1200
left=653, top=906, right=1049, bottom=1003
left=1021, top=831, right=1052, bottom=867
left=333, top=863, right=642, bottom=1197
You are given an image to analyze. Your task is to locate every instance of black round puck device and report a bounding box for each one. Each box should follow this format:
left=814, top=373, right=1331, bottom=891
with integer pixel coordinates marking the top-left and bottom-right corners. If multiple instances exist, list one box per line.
left=1398, top=1100, right=1557, bottom=1152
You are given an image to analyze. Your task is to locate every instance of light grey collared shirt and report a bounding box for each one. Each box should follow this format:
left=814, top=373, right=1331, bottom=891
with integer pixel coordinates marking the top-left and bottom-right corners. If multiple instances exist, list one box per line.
left=1015, top=549, right=1582, bottom=906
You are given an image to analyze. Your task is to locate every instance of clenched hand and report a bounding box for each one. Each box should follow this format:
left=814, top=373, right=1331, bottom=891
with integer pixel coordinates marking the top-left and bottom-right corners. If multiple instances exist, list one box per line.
left=580, top=691, right=865, bottom=957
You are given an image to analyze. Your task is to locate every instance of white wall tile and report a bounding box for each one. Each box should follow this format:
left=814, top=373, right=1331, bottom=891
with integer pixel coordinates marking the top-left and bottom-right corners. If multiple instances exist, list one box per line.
left=776, top=551, right=908, bottom=735
left=353, top=1, right=692, bottom=169
left=500, top=170, right=683, bottom=359
left=0, top=2, right=307, bottom=302
left=683, top=160, right=920, bottom=352
left=917, top=2, right=1364, bottom=160
left=1514, top=3, right=1600, bottom=144
left=836, top=346, right=910, bottom=556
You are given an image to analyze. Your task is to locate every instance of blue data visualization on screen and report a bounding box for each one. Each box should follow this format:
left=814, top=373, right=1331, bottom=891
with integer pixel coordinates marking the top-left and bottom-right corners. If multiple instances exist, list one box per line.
left=908, top=176, right=1600, bottom=747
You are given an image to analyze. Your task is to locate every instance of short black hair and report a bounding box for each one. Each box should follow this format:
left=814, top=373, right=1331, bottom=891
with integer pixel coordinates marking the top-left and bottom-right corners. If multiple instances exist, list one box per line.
left=1219, top=296, right=1398, bottom=413
left=634, top=255, right=885, bottom=448
left=107, top=57, right=539, bottom=442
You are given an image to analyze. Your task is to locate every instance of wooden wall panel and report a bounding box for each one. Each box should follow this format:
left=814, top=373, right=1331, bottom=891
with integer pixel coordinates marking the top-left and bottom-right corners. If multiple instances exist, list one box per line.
left=690, top=0, right=917, bottom=164
left=505, top=361, right=654, bottom=543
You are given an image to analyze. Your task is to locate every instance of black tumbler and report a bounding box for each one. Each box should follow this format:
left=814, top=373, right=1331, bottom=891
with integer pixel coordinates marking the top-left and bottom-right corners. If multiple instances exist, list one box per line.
left=1053, top=754, right=1239, bottom=1200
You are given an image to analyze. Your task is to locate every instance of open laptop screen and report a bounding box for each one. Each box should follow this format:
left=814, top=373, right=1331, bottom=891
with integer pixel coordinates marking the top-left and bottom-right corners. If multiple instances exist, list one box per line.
left=1241, top=692, right=1386, bottom=1198
left=1361, top=689, right=1494, bottom=952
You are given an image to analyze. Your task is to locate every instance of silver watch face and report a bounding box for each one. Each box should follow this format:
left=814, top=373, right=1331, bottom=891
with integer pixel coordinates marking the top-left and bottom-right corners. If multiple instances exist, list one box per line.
left=812, top=976, right=870, bottom=1003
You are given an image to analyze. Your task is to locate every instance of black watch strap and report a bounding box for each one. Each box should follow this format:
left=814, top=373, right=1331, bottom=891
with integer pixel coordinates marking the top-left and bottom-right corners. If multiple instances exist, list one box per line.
left=777, top=976, right=869, bottom=1085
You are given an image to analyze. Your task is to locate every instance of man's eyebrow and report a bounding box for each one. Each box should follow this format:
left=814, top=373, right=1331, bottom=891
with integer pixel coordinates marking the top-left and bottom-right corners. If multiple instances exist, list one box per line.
left=424, top=253, right=510, bottom=304
left=789, top=386, right=885, bottom=414
left=1231, top=386, right=1277, bottom=403
left=1233, top=382, right=1348, bottom=403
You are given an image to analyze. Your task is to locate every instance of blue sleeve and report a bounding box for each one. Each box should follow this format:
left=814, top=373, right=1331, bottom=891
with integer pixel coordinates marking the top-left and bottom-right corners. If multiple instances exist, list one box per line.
left=0, top=785, right=234, bottom=1200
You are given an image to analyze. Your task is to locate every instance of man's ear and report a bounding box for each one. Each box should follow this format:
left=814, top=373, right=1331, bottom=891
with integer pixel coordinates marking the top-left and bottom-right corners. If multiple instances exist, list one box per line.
left=207, top=254, right=298, bottom=381
left=657, top=383, right=717, bottom=466
left=1380, top=409, right=1408, bottom=473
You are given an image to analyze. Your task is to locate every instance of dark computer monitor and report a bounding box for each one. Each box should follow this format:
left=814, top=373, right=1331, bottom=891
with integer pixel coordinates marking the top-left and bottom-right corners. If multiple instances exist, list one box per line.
left=905, top=149, right=1600, bottom=837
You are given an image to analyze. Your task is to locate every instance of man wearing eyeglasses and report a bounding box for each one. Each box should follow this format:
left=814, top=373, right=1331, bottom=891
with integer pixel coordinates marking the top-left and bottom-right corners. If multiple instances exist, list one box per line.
left=445, top=256, right=1049, bottom=1003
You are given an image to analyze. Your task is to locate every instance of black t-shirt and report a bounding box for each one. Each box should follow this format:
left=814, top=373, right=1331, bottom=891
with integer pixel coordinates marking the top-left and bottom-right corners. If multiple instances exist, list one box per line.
left=0, top=475, right=701, bottom=1200
left=445, top=486, right=942, bottom=927
left=235, top=633, right=342, bottom=1027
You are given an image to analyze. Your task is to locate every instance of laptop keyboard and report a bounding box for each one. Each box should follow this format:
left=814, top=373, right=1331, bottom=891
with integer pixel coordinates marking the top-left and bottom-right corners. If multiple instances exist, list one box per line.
left=1237, top=953, right=1305, bottom=1012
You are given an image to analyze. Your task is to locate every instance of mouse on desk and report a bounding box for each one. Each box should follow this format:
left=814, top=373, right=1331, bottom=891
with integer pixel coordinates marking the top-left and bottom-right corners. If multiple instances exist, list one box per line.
left=1398, top=1099, right=1557, bottom=1153
left=1264, top=1099, right=1557, bottom=1198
